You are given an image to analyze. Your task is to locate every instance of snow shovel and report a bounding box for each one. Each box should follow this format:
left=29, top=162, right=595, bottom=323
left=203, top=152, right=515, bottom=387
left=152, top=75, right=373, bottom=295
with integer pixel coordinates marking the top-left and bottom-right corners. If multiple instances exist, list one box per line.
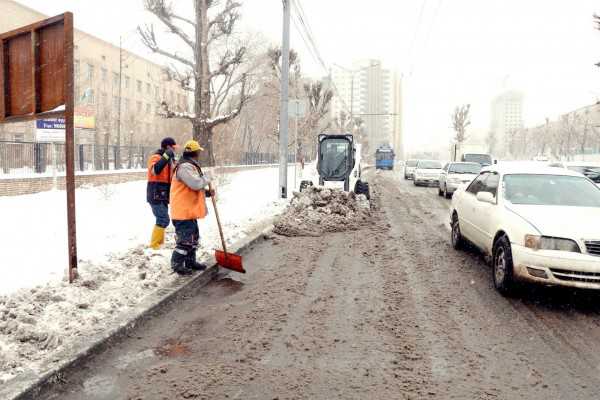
left=209, top=183, right=245, bottom=273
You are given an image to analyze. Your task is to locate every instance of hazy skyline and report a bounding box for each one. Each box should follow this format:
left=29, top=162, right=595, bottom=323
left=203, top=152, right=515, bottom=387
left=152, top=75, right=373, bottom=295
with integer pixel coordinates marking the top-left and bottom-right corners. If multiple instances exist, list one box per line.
left=13, top=0, right=600, bottom=154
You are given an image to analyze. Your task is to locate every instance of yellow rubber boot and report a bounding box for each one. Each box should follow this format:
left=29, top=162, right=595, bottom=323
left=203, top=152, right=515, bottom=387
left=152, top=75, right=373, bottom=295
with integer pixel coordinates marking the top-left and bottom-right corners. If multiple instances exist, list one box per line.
left=150, top=226, right=165, bottom=250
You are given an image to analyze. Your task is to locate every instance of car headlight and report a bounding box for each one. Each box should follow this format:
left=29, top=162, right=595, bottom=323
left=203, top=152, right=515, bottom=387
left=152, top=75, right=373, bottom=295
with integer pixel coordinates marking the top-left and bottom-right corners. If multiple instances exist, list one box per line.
left=524, top=235, right=581, bottom=252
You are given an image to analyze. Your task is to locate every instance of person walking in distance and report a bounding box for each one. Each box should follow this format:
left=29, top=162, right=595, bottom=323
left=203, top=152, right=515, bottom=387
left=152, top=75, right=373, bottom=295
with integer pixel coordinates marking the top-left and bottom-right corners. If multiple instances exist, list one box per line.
left=147, top=137, right=178, bottom=250
left=169, top=140, right=214, bottom=275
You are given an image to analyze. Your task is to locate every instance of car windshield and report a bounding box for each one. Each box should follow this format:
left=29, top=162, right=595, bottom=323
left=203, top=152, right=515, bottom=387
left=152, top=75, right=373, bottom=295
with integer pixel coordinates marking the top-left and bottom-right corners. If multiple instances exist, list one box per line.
left=417, top=161, right=442, bottom=169
left=406, top=160, right=418, bottom=167
left=449, top=163, right=481, bottom=174
left=504, top=174, right=600, bottom=207
left=463, top=154, right=492, bottom=165
left=567, top=166, right=600, bottom=183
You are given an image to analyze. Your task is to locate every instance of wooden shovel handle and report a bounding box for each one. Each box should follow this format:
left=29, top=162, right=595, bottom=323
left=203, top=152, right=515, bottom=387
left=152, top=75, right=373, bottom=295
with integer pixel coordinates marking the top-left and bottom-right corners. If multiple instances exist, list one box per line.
left=208, top=183, right=227, bottom=254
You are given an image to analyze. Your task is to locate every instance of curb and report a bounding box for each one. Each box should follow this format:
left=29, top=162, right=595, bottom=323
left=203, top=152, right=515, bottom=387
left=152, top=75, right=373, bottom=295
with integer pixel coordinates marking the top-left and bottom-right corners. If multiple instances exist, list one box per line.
left=1, top=223, right=274, bottom=400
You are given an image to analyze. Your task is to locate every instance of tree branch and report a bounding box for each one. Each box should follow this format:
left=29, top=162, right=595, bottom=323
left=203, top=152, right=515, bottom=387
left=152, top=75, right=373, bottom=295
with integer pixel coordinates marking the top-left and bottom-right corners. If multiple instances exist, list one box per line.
left=138, top=25, right=195, bottom=67
left=143, top=0, right=196, bottom=50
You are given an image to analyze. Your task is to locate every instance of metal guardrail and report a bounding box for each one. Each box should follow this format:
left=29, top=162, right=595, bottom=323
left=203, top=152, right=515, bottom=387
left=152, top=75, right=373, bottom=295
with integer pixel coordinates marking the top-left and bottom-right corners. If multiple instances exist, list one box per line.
left=0, top=141, right=297, bottom=176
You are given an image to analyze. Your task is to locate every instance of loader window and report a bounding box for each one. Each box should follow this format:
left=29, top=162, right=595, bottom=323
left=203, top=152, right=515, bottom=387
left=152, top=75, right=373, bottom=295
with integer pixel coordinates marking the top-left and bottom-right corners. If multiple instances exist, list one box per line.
left=319, top=138, right=352, bottom=180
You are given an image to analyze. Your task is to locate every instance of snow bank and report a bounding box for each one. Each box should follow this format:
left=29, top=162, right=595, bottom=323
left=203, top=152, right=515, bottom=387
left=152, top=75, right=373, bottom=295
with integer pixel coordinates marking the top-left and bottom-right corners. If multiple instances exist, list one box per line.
left=273, top=186, right=371, bottom=237
left=0, top=166, right=292, bottom=384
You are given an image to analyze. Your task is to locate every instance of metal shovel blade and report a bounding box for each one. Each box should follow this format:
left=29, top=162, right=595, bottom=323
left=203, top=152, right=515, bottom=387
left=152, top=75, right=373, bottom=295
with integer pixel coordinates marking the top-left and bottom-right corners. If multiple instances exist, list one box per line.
left=215, top=250, right=245, bottom=273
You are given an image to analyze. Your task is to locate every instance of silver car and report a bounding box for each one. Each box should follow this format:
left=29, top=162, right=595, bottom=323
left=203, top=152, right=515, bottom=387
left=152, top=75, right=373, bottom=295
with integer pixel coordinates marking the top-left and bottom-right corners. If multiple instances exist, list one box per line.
left=413, top=160, right=443, bottom=186
left=404, top=159, right=418, bottom=180
left=438, top=162, right=481, bottom=198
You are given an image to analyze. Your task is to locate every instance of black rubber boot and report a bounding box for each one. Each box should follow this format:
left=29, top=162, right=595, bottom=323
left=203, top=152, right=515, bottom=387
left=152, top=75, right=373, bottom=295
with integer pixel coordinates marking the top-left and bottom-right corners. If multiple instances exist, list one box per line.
left=186, top=249, right=207, bottom=271
left=171, top=249, right=193, bottom=275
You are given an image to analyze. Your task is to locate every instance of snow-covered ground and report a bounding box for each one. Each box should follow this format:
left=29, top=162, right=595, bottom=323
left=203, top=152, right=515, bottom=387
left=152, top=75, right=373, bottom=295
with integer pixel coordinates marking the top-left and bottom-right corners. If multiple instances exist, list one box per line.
left=0, top=165, right=299, bottom=384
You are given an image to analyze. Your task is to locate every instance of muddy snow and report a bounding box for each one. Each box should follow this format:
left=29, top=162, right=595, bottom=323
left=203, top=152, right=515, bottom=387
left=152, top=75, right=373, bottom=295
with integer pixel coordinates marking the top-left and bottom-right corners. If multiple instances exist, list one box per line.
left=0, top=166, right=293, bottom=386
left=273, top=186, right=371, bottom=237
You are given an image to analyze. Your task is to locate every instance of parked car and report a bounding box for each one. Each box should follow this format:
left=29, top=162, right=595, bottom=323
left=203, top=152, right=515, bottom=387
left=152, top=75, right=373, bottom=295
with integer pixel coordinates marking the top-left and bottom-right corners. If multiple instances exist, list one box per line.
left=438, top=162, right=481, bottom=198
left=450, top=164, right=600, bottom=295
left=413, top=160, right=443, bottom=186
left=461, top=153, right=493, bottom=166
left=404, top=159, right=418, bottom=180
left=549, top=161, right=600, bottom=187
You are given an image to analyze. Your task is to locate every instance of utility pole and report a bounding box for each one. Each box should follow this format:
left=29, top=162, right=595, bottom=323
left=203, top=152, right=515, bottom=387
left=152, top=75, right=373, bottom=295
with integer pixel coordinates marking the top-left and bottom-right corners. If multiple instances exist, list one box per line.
left=116, top=35, right=123, bottom=170
left=279, top=0, right=290, bottom=198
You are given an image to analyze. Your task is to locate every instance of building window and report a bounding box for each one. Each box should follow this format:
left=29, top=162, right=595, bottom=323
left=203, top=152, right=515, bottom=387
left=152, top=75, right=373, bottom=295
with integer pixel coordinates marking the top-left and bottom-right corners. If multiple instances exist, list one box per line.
left=112, top=72, right=119, bottom=87
left=125, top=76, right=130, bottom=89
left=136, top=101, right=142, bottom=112
left=113, top=96, right=119, bottom=113
left=101, top=92, right=107, bottom=106
left=124, top=98, right=130, bottom=112
left=101, top=67, right=107, bottom=81
left=146, top=103, right=151, bottom=113
left=146, top=83, right=151, bottom=94
left=13, top=133, right=24, bottom=142
left=74, top=60, right=80, bottom=77
left=86, top=89, right=95, bottom=104
left=137, top=80, right=142, bottom=93
left=162, top=88, right=166, bottom=100
left=86, top=63, right=94, bottom=80
left=154, top=85, right=159, bottom=98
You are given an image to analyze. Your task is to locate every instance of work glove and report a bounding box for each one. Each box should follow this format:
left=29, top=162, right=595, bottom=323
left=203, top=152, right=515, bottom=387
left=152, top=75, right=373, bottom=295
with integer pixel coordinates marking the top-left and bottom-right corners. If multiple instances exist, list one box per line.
left=163, top=148, right=175, bottom=160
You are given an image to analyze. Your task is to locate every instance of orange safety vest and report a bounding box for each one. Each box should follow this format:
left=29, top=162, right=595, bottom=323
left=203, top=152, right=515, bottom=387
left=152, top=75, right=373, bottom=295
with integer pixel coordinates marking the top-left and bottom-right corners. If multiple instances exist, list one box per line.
left=147, top=154, right=171, bottom=183
left=170, top=162, right=208, bottom=220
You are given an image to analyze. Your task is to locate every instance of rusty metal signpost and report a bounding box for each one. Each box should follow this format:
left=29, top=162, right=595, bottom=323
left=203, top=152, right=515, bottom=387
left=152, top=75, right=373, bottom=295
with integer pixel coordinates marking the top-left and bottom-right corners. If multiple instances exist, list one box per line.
left=0, top=13, right=77, bottom=282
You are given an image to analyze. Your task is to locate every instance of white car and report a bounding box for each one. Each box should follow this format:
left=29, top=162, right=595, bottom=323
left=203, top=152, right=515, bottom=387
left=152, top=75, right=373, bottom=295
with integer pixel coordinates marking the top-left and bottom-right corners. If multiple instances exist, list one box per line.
left=438, top=162, right=481, bottom=198
left=450, top=163, right=600, bottom=294
left=413, top=160, right=443, bottom=186
left=404, top=159, right=418, bottom=180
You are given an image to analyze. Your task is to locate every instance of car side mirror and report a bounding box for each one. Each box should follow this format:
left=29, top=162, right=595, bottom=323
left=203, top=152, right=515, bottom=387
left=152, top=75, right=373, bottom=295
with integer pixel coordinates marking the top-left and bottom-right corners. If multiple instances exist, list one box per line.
left=476, top=191, right=495, bottom=204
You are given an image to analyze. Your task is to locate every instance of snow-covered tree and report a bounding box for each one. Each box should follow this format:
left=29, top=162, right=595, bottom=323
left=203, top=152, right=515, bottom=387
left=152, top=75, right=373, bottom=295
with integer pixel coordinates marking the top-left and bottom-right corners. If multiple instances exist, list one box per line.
left=139, top=0, right=253, bottom=165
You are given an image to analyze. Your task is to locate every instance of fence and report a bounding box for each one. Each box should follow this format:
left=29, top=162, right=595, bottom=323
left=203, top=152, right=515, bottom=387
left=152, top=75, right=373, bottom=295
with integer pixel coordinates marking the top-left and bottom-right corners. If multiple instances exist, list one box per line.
left=0, top=141, right=293, bottom=177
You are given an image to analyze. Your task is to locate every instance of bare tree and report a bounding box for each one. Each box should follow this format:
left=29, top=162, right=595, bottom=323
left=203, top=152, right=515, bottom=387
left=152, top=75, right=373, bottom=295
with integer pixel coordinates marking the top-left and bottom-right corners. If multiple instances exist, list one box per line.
left=452, top=104, right=471, bottom=144
left=486, top=130, right=497, bottom=154
left=296, top=81, right=333, bottom=159
left=139, top=0, right=253, bottom=165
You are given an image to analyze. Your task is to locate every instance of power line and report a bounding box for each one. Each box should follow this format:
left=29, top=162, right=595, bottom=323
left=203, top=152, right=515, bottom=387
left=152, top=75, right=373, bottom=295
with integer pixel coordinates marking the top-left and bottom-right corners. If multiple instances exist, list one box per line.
left=290, top=0, right=352, bottom=116
left=407, top=0, right=428, bottom=76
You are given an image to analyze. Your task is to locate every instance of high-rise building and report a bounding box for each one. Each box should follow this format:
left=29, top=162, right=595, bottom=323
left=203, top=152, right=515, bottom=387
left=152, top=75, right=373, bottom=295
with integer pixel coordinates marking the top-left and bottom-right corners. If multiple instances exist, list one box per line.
left=490, top=90, right=524, bottom=156
left=331, top=59, right=401, bottom=155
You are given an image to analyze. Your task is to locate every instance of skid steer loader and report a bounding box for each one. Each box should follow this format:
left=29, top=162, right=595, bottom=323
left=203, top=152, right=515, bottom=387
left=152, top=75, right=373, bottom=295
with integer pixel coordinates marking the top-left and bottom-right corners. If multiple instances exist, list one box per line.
left=300, top=133, right=370, bottom=199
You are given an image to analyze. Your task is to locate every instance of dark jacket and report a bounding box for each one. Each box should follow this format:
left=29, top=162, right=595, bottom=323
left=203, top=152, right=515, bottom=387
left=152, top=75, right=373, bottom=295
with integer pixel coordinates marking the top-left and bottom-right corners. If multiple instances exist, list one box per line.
left=146, top=149, right=173, bottom=204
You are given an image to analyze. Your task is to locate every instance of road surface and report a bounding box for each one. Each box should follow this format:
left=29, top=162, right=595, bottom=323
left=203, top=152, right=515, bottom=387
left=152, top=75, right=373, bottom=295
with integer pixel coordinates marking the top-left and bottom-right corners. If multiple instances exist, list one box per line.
left=37, top=170, right=600, bottom=400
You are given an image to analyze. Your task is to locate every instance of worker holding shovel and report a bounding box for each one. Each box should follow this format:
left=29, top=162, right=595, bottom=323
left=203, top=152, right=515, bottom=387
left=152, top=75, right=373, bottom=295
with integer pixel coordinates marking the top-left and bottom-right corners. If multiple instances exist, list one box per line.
left=169, top=140, right=215, bottom=275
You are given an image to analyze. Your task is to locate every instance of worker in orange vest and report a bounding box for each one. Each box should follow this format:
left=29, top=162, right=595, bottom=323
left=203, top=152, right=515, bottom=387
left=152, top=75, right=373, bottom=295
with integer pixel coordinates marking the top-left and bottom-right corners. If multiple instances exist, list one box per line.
left=147, top=137, right=177, bottom=249
left=170, top=140, right=214, bottom=275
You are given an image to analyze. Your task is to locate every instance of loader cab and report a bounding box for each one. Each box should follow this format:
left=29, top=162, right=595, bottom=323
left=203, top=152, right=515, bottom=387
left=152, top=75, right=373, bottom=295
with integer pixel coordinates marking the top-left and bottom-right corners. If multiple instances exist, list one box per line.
left=317, top=134, right=355, bottom=189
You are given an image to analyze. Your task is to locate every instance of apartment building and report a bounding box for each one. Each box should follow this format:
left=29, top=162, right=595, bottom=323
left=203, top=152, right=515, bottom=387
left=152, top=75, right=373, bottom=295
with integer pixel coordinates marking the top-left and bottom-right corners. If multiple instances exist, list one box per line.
left=490, top=90, right=524, bottom=156
left=0, top=0, right=191, bottom=145
left=331, top=59, right=401, bottom=155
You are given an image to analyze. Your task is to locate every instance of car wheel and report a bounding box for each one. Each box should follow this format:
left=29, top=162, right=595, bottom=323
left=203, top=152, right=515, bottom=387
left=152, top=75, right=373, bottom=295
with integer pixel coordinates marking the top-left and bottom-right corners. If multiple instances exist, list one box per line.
left=493, top=235, right=515, bottom=295
left=451, top=214, right=465, bottom=250
left=444, top=185, right=451, bottom=199
left=404, top=173, right=408, bottom=180
left=438, top=186, right=443, bottom=196
left=413, top=179, right=418, bottom=186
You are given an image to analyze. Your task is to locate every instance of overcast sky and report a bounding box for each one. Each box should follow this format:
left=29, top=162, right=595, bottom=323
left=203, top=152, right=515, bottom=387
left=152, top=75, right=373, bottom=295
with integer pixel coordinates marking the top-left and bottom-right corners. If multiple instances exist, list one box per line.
left=15, top=0, right=600, bottom=154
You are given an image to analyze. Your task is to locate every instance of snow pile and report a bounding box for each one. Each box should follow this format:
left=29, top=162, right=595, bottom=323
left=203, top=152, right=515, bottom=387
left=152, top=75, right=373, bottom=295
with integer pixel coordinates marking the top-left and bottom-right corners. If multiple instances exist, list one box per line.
left=0, top=166, right=293, bottom=385
left=273, top=187, right=371, bottom=237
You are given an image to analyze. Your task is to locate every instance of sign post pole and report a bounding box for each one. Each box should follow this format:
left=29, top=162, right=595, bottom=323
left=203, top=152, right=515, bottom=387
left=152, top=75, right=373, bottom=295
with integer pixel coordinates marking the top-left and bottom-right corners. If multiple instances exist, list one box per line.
left=63, top=12, right=77, bottom=282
